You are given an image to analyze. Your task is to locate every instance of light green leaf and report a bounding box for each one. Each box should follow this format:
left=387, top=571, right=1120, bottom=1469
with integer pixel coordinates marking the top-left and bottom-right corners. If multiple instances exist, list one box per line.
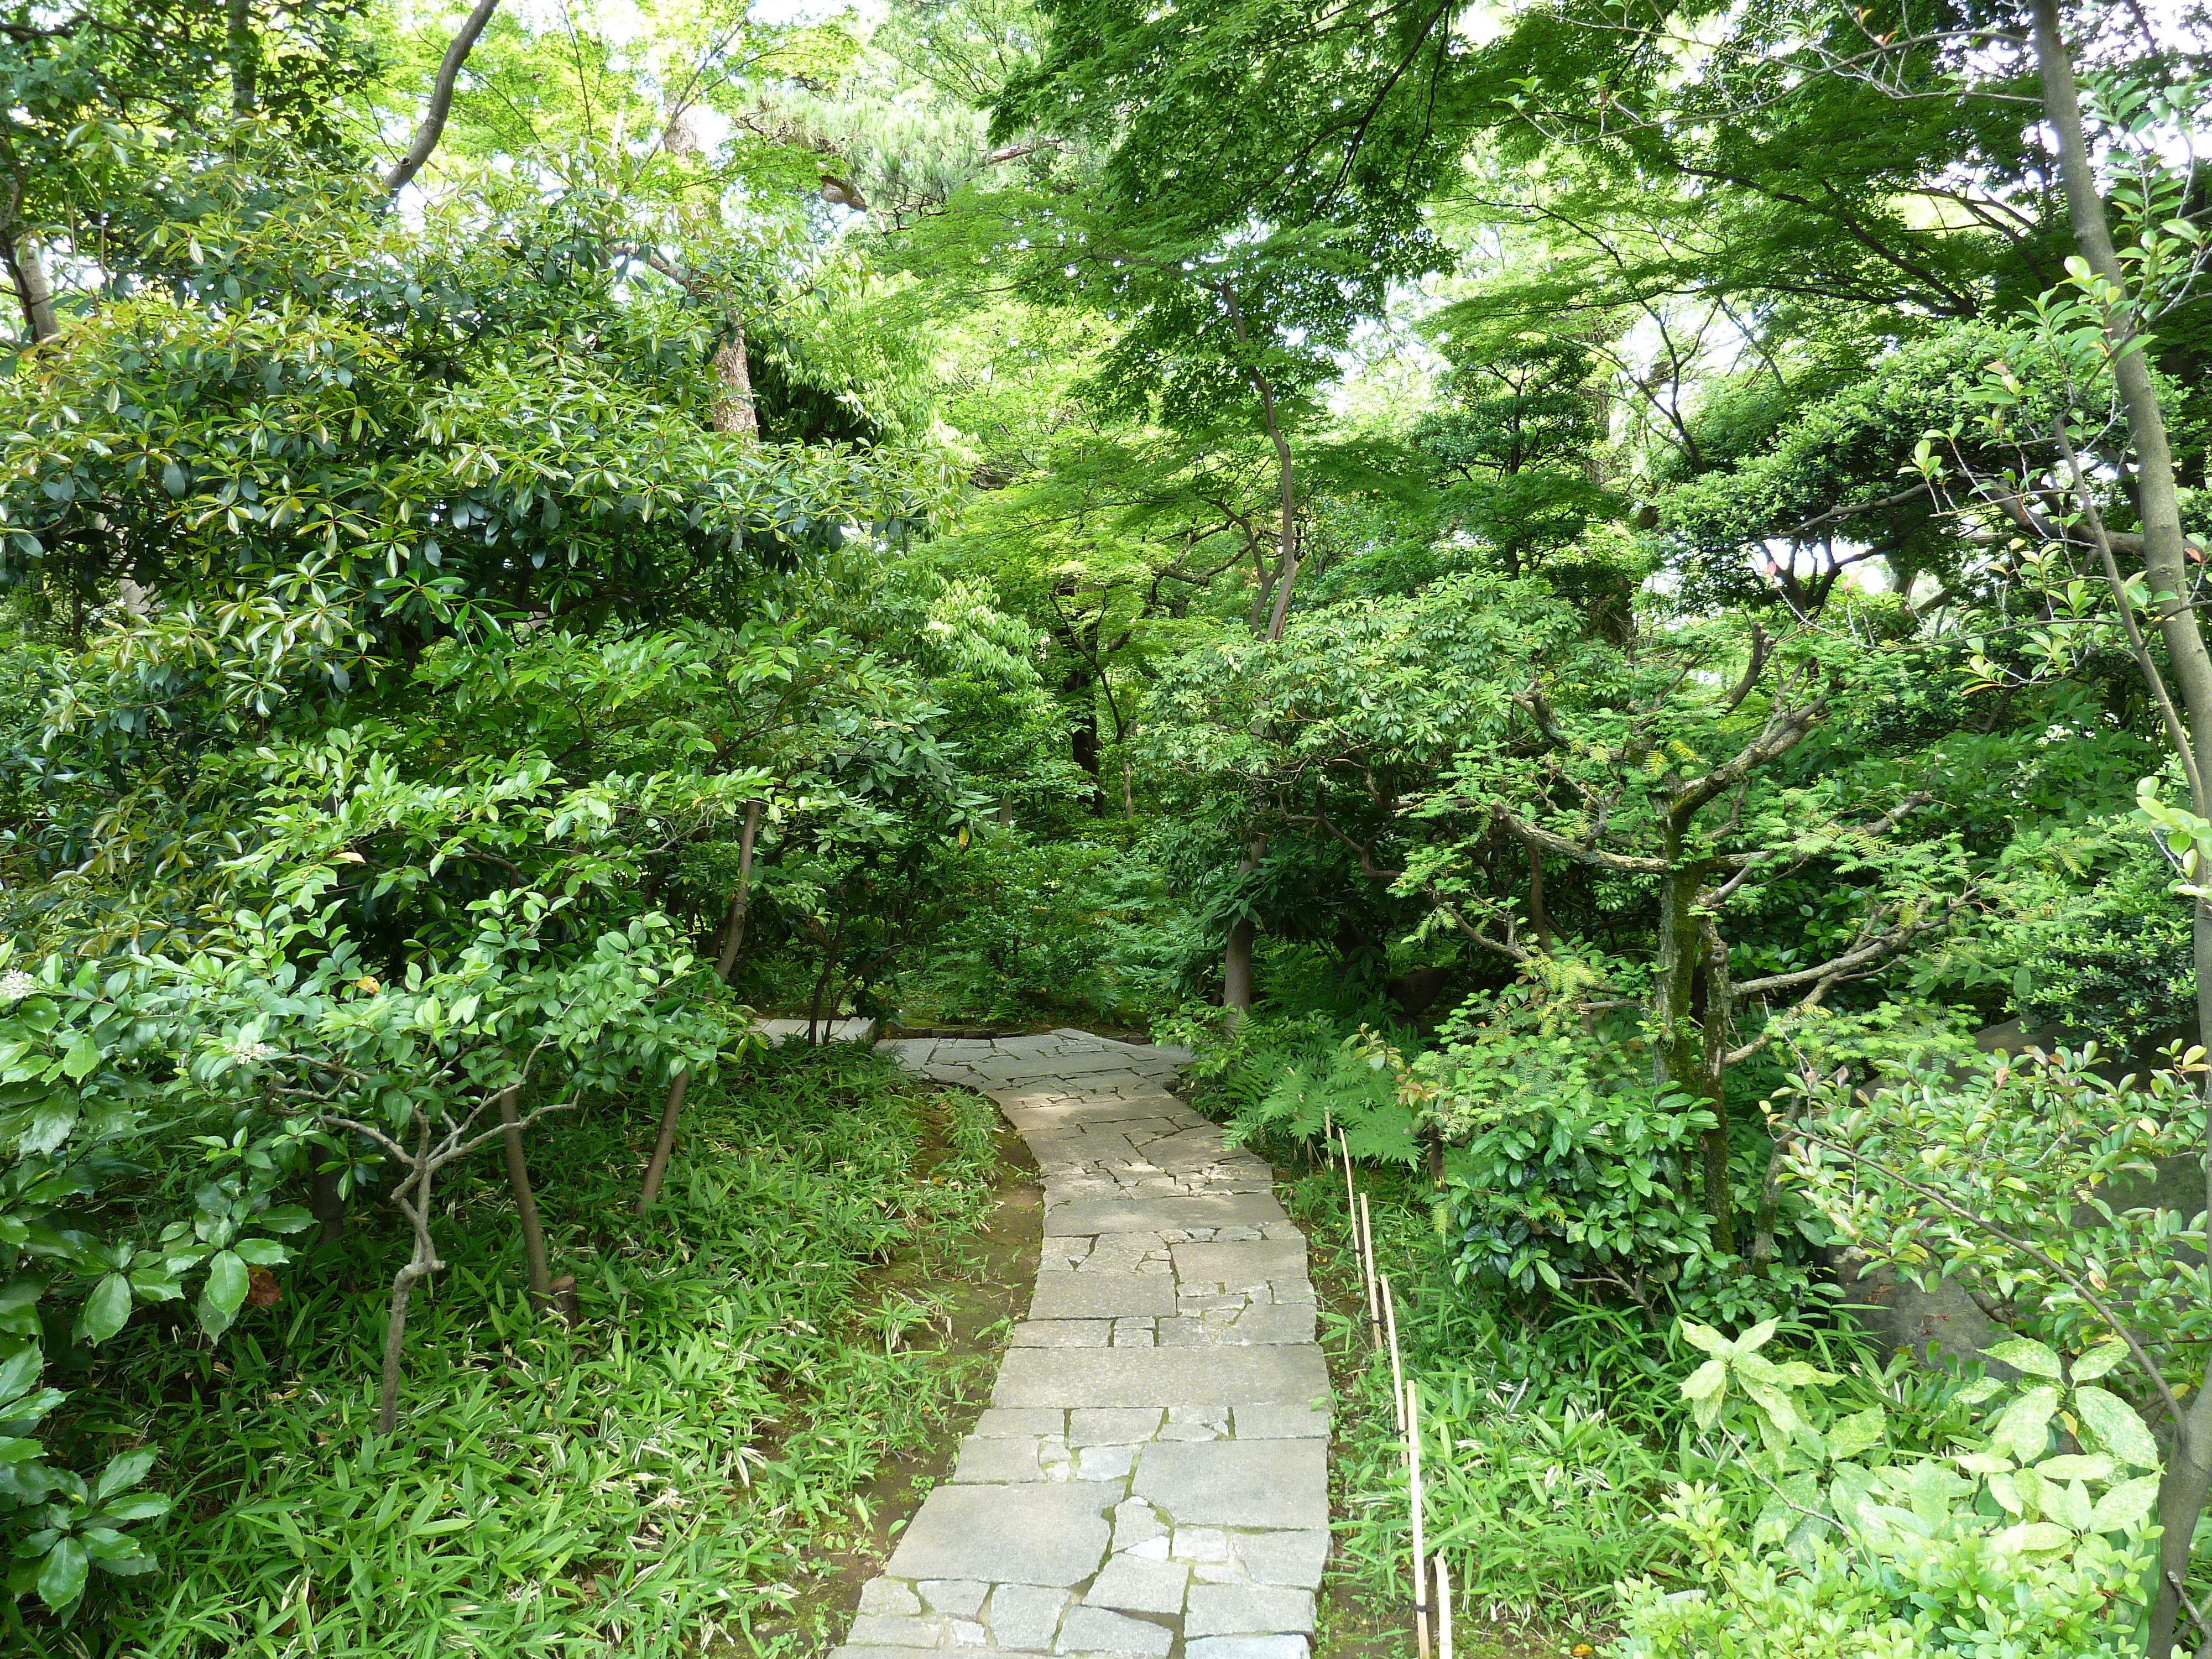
left=2070, top=1343, right=2130, bottom=1383
left=2048, top=1478, right=2093, bottom=1531
left=2089, top=1475, right=2162, bottom=1533
left=1827, top=1406, right=1886, bottom=1461
left=2035, top=1454, right=2113, bottom=1484
left=1985, top=1337, right=2063, bottom=1380
left=1679, top=1321, right=1731, bottom=1358
left=72, top=1274, right=132, bottom=1345
left=1737, top=1318, right=1780, bottom=1353
left=1995, top=1520, right=2074, bottom=1554
left=1992, top=1386, right=2059, bottom=1464
left=1681, top=1359, right=1728, bottom=1402
left=2074, top=1386, right=2159, bottom=1469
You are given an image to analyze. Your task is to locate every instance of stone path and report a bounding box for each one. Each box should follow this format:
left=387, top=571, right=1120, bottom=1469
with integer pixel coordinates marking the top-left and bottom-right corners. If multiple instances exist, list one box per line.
left=829, top=1029, right=1331, bottom=1659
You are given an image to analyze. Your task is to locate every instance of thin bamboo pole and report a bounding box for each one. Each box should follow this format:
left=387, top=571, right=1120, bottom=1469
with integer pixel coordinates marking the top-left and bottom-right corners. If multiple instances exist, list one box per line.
left=1358, top=1191, right=1381, bottom=1350
left=1382, top=1272, right=1406, bottom=1437
left=1434, top=1552, right=1453, bottom=1659
left=1408, top=1378, right=1431, bottom=1659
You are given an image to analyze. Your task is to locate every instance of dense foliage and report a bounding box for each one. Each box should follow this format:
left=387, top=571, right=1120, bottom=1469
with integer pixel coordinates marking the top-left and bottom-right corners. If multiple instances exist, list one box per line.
left=0, top=0, right=2206, bottom=1652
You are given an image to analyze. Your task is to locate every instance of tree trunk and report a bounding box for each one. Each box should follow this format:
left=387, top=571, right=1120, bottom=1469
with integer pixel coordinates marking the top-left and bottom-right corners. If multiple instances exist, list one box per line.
left=637, top=1067, right=691, bottom=1217
left=1526, top=839, right=1555, bottom=952
left=1223, top=840, right=1263, bottom=1021
left=378, top=1255, right=433, bottom=1435
left=2031, top=8, right=2212, bottom=1647
left=311, top=1159, right=347, bottom=1248
left=713, top=800, right=763, bottom=982
left=7, top=237, right=57, bottom=342
left=1694, top=915, right=1738, bottom=1259
left=226, top=0, right=256, bottom=113
left=1224, top=919, right=1255, bottom=1017
left=712, top=329, right=758, bottom=438
left=496, top=1086, right=559, bottom=1318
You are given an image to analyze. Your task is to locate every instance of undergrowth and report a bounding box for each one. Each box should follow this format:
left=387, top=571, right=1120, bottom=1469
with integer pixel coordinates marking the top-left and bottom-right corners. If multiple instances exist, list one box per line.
left=17, top=1042, right=1005, bottom=1658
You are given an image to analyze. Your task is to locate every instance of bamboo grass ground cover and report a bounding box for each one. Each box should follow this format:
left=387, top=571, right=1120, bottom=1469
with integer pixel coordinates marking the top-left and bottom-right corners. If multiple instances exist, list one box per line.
left=27, top=1043, right=1006, bottom=1658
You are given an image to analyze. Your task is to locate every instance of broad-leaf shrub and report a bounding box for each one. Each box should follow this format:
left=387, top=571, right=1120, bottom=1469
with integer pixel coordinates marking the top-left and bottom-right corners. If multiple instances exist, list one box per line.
left=1612, top=1321, right=2160, bottom=1657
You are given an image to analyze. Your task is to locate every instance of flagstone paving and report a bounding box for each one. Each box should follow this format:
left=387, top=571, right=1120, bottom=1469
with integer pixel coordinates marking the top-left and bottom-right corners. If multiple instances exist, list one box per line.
left=830, top=1029, right=1330, bottom=1659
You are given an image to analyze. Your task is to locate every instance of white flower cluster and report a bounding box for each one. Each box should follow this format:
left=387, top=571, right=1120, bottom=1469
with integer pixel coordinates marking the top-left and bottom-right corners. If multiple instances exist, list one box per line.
left=230, top=1038, right=281, bottom=1063
left=0, top=970, right=38, bottom=1003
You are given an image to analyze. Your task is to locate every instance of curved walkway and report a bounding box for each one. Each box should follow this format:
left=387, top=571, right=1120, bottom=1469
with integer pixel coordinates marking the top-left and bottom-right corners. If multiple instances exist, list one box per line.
left=830, top=1029, right=1331, bottom=1659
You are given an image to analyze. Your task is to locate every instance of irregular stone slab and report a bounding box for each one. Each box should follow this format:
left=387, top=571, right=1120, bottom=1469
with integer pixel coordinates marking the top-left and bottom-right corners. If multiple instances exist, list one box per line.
left=1183, top=1585, right=1316, bottom=1637
left=1232, top=1402, right=1331, bottom=1439
left=1132, top=1442, right=1329, bottom=1529
left=994, top=1345, right=1329, bottom=1410
left=1185, top=1637, right=1310, bottom=1659
left=1046, top=1193, right=1287, bottom=1237
left=1010, top=1320, right=1114, bottom=1348
left=886, top=1484, right=1112, bottom=1585
left=1086, top=1553, right=1190, bottom=1614
left=989, top=1584, right=1073, bottom=1650
left=1171, top=1240, right=1308, bottom=1286
left=1233, top=1530, right=1331, bottom=1585
left=1056, top=1605, right=1173, bottom=1656
left=1031, top=1274, right=1186, bottom=1327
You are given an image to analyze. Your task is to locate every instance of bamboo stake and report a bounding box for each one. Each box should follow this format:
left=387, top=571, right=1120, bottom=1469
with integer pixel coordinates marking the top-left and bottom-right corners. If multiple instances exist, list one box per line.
left=1381, top=1272, right=1406, bottom=1438
left=1434, top=1551, right=1453, bottom=1659
left=1358, top=1190, right=1381, bottom=1350
left=1408, top=1378, right=1431, bottom=1659
left=1338, top=1128, right=1358, bottom=1255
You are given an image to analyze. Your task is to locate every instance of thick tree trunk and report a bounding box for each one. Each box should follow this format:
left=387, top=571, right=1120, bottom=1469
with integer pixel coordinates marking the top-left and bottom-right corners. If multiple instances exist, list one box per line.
left=1223, top=840, right=1262, bottom=1021
left=712, top=330, right=758, bottom=438
left=7, top=238, right=57, bottom=343
left=2031, top=9, right=2212, bottom=1647
left=226, top=0, right=257, bottom=113
left=496, top=1086, right=559, bottom=1317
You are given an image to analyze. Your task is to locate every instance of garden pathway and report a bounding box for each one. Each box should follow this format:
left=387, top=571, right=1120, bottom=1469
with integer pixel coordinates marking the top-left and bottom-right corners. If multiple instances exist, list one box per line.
left=828, top=1029, right=1331, bottom=1659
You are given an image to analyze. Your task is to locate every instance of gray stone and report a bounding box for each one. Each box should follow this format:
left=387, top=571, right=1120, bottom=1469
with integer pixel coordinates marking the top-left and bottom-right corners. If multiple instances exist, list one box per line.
left=1217, top=1303, right=1315, bottom=1344
left=1084, top=1554, right=1189, bottom=1615
left=1171, top=1241, right=1307, bottom=1287
left=1075, top=1443, right=1136, bottom=1480
left=1133, top=1442, right=1328, bottom=1529
left=1054, top=1606, right=1172, bottom=1657
left=1185, top=1639, right=1310, bottom=1659
left=888, top=1484, right=1112, bottom=1585
left=860, top=1579, right=923, bottom=1616
left=1031, top=1274, right=1180, bottom=1321
left=988, top=1584, right=1071, bottom=1651
left=922, top=1580, right=992, bottom=1617
left=1047, top=1193, right=1286, bottom=1237
left=1233, top=1403, right=1329, bottom=1441
left=1112, top=1496, right=1168, bottom=1551
left=953, top=1436, right=1046, bottom=1483
left=847, top=1614, right=942, bottom=1646
left=994, top=1345, right=1329, bottom=1410
left=1184, top=1585, right=1315, bottom=1637
left=973, top=1408, right=1065, bottom=1438
left=1068, top=1408, right=1163, bottom=1446
left=1232, top=1530, right=1329, bottom=1587
left=1010, top=1321, right=1114, bottom=1348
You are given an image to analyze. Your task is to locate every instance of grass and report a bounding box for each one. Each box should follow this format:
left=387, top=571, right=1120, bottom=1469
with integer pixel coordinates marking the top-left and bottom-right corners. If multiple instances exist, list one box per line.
left=18, top=1041, right=1010, bottom=1657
